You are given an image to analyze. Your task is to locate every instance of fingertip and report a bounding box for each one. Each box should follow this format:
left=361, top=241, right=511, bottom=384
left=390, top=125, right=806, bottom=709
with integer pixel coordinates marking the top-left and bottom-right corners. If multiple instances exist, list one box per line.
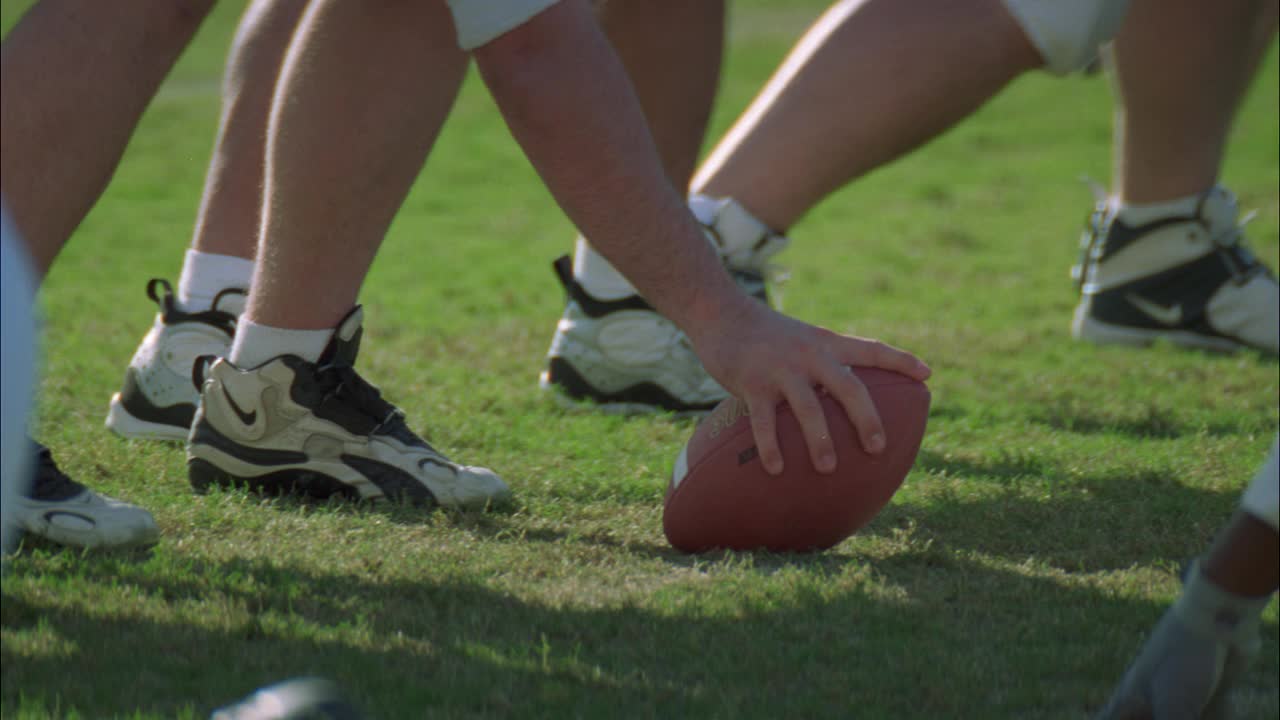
left=763, top=454, right=784, bottom=476
left=817, top=452, right=836, bottom=474
left=865, top=432, right=885, bottom=454
left=915, top=360, right=932, bottom=380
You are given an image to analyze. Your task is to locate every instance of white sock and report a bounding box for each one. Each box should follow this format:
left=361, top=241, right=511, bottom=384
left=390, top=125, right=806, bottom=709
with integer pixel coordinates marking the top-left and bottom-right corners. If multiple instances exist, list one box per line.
left=1110, top=193, right=1202, bottom=227
left=572, top=237, right=637, bottom=300
left=177, top=249, right=255, bottom=312
left=229, top=318, right=331, bottom=368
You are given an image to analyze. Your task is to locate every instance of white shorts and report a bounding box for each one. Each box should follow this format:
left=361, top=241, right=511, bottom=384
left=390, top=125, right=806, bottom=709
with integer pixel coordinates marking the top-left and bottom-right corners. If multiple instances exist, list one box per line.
left=446, top=0, right=562, bottom=51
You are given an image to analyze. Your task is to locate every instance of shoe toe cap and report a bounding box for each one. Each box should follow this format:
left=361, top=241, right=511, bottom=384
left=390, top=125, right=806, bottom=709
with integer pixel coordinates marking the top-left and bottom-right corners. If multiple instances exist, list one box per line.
left=451, top=467, right=512, bottom=510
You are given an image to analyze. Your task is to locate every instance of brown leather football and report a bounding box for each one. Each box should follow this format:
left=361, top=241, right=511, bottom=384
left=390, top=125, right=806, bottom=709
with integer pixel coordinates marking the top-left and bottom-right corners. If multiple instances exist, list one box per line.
left=663, top=368, right=930, bottom=553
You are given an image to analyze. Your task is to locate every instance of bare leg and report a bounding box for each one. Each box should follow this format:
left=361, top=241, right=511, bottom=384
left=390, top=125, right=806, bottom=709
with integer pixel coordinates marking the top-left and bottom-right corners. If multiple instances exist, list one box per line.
left=190, top=0, right=307, bottom=261
left=598, top=0, right=725, bottom=188
left=0, top=0, right=215, bottom=275
left=245, top=0, right=468, bottom=331
left=570, top=0, right=726, bottom=298
left=0, top=0, right=208, bottom=548
left=692, top=0, right=1041, bottom=232
left=1112, top=0, right=1276, bottom=203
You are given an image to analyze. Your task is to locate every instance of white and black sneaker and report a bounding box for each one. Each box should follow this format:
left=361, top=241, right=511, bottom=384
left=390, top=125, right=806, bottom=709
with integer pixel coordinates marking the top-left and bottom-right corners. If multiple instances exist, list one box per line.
left=540, top=197, right=789, bottom=414
left=186, top=307, right=511, bottom=510
left=1072, top=187, right=1278, bottom=354
left=10, top=441, right=160, bottom=549
left=106, top=279, right=245, bottom=440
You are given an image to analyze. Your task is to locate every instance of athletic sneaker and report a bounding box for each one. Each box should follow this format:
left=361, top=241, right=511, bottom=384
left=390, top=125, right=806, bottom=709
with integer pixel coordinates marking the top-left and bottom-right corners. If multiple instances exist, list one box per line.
left=10, top=441, right=160, bottom=549
left=106, top=278, right=245, bottom=440
left=186, top=307, right=511, bottom=510
left=540, top=197, right=789, bottom=414
left=1072, top=187, right=1278, bottom=354
left=211, top=677, right=363, bottom=720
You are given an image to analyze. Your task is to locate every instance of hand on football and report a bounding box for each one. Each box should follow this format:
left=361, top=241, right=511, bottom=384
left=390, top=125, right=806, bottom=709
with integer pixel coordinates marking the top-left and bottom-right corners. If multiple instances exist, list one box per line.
left=690, top=298, right=930, bottom=475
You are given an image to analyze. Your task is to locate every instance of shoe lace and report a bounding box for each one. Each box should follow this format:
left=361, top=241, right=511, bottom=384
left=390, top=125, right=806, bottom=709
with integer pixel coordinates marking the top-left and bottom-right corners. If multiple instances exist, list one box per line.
left=315, top=363, right=411, bottom=438
left=147, top=278, right=239, bottom=336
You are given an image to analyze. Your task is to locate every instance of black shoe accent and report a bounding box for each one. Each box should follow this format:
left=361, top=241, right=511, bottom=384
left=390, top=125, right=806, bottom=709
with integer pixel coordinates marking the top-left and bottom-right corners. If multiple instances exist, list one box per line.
left=286, top=312, right=440, bottom=452
left=340, top=455, right=437, bottom=506
left=189, top=419, right=309, bottom=466
left=146, top=278, right=240, bottom=337
left=550, top=255, right=655, bottom=318
left=550, top=254, right=770, bottom=317
left=27, top=441, right=87, bottom=502
left=1086, top=251, right=1247, bottom=336
left=1095, top=216, right=1198, bottom=262
left=117, top=366, right=196, bottom=430
left=545, top=356, right=718, bottom=413
left=220, top=384, right=257, bottom=426
left=188, top=458, right=359, bottom=501
left=1074, top=205, right=1207, bottom=290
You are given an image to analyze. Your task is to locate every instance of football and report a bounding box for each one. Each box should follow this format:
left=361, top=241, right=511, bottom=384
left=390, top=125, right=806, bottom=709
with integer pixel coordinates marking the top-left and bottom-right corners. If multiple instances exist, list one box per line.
left=663, top=368, right=931, bottom=553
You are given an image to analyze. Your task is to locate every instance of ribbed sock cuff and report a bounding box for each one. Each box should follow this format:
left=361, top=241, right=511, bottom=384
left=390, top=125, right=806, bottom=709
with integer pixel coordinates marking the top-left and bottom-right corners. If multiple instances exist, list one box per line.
left=177, top=249, right=254, bottom=312
left=229, top=318, right=330, bottom=368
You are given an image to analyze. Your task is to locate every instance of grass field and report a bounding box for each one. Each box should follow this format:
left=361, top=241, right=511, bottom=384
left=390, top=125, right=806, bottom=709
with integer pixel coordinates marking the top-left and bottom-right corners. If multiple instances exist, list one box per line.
left=3, top=2, right=1279, bottom=718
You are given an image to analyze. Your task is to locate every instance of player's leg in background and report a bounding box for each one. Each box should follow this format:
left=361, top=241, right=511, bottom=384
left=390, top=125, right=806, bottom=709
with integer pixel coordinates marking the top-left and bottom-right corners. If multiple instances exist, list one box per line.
left=186, top=0, right=510, bottom=510
left=602, top=0, right=724, bottom=191
left=0, top=0, right=216, bottom=274
left=0, top=0, right=217, bottom=549
left=1097, top=439, right=1279, bottom=718
left=690, top=0, right=1047, bottom=234
left=549, top=0, right=1133, bottom=414
left=543, top=0, right=738, bottom=414
left=1073, top=0, right=1279, bottom=354
left=106, top=0, right=308, bottom=442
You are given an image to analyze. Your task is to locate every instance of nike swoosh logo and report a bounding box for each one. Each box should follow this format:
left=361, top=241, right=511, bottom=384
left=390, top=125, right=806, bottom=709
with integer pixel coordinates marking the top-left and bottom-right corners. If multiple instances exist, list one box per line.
left=221, top=385, right=258, bottom=426
left=1126, top=294, right=1184, bottom=326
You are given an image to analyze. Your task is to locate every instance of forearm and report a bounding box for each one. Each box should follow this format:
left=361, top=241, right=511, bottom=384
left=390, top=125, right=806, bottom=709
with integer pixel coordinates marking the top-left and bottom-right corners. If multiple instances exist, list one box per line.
left=472, top=0, right=743, bottom=340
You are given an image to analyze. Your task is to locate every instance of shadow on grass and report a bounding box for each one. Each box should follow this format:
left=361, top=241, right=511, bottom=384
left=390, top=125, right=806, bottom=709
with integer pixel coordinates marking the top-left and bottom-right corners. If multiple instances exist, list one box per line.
left=458, top=523, right=875, bottom=577
left=11, top=552, right=1275, bottom=719
left=453, top=448, right=1238, bottom=575
left=877, top=450, right=1238, bottom=572
left=1025, top=401, right=1264, bottom=439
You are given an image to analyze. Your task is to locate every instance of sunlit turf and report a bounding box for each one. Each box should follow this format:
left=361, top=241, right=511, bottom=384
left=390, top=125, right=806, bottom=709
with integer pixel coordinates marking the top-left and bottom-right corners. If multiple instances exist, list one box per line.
left=3, top=1, right=1278, bottom=717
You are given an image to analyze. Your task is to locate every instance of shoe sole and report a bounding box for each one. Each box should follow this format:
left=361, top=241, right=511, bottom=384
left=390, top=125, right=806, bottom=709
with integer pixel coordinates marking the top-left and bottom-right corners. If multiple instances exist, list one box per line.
left=189, top=456, right=508, bottom=511
left=1072, top=311, right=1243, bottom=354
left=105, top=395, right=190, bottom=441
left=188, top=457, right=367, bottom=501
left=538, top=372, right=714, bottom=418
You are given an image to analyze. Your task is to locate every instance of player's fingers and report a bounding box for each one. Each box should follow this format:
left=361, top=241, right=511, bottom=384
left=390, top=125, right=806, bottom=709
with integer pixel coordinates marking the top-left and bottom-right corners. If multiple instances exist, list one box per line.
left=745, top=392, right=783, bottom=476
left=837, top=336, right=931, bottom=381
left=822, top=364, right=886, bottom=455
left=781, top=378, right=837, bottom=473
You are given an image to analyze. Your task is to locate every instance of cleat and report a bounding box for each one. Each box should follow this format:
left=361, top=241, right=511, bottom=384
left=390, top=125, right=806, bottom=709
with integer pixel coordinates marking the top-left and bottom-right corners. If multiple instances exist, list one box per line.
left=186, top=307, right=510, bottom=510
left=1072, top=187, right=1278, bottom=354
left=107, top=279, right=245, bottom=440
left=11, top=442, right=159, bottom=549
left=540, top=197, right=788, bottom=414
